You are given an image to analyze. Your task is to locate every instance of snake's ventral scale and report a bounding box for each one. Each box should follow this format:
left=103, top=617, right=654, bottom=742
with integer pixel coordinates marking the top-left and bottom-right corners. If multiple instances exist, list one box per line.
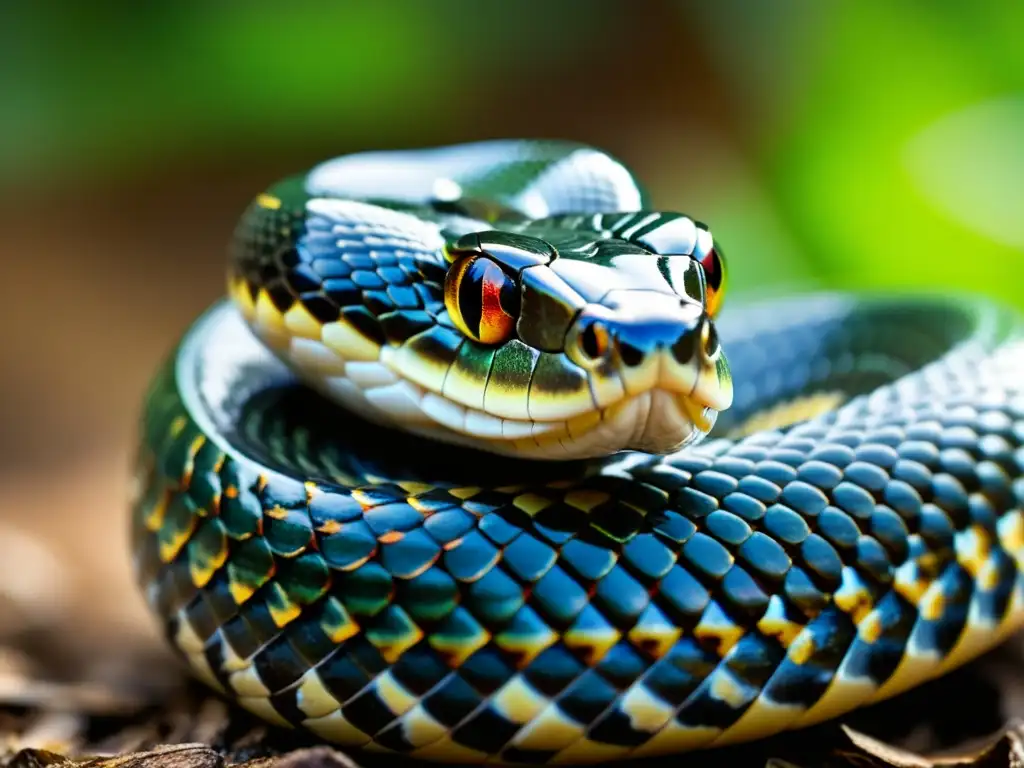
left=131, top=140, right=1024, bottom=764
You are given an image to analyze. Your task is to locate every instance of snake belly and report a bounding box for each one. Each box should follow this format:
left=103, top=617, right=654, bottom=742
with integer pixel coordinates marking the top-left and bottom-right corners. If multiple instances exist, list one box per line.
left=131, top=140, right=1024, bottom=764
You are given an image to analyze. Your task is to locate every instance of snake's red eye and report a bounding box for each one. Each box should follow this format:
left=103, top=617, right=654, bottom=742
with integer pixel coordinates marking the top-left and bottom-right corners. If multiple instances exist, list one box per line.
left=694, top=227, right=726, bottom=317
left=444, top=255, right=519, bottom=345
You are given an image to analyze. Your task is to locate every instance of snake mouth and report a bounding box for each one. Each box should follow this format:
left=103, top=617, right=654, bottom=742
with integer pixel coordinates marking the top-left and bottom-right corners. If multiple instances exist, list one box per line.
left=366, top=334, right=735, bottom=459
left=237, top=306, right=733, bottom=460
left=375, top=386, right=723, bottom=460
left=367, top=358, right=731, bottom=459
left=678, top=395, right=715, bottom=433
left=235, top=276, right=733, bottom=459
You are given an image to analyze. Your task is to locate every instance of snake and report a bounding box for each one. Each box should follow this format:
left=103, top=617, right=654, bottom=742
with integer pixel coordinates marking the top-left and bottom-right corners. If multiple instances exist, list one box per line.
left=131, top=140, right=1024, bottom=764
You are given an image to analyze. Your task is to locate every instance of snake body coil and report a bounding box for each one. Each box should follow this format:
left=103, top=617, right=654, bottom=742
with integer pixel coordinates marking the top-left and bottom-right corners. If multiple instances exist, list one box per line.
left=132, top=141, right=1024, bottom=763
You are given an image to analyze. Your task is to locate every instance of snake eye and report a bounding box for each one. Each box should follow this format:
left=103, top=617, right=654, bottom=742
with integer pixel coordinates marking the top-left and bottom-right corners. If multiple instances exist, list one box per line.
left=694, top=227, right=726, bottom=317
left=444, top=255, right=519, bottom=345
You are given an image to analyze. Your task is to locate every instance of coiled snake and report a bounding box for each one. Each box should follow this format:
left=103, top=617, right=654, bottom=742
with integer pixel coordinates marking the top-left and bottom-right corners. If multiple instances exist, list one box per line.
left=131, top=141, right=1024, bottom=763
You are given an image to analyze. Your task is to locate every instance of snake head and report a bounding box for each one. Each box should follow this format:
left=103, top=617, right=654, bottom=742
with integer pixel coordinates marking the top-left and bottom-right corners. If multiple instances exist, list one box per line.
left=229, top=189, right=731, bottom=461
left=439, top=216, right=733, bottom=459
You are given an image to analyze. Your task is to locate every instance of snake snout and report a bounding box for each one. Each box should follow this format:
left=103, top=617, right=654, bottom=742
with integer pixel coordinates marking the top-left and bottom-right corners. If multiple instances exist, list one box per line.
left=568, top=293, right=714, bottom=389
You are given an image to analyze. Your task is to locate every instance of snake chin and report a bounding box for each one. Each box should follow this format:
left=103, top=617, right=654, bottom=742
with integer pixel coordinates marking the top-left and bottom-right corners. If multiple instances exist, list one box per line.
left=621, top=389, right=719, bottom=456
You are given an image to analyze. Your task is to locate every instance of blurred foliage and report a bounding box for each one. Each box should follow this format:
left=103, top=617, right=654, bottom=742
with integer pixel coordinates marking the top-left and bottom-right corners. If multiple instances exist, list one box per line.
left=695, top=2, right=1024, bottom=304
left=1, top=1, right=1021, bottom=305
left=0, top=1, right=611, bottom=182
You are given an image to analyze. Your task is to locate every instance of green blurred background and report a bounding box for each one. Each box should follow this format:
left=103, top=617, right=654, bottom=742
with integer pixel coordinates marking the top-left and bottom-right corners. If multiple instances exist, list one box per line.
left=1, top=0, right=1022, bottom=469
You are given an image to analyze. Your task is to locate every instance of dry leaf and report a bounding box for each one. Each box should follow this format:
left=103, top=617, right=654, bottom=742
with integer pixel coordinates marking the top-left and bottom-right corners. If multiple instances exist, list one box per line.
left=841, top=726, right=938, bottom=767
left=81, top=745, right=221, bottom=768
left=834, top=721, right=1024, bottom=768
left=271, top=748, right=358, bottom=768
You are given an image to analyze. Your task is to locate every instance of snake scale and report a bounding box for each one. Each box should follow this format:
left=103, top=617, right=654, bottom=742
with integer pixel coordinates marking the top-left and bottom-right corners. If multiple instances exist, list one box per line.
left=131, top=140, right=1024, bottom=764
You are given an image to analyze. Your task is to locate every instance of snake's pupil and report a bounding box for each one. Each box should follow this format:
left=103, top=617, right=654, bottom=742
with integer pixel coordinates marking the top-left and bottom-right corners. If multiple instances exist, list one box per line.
left=699, top=245, right=726, bottom=317
left=701, top=248, right=723, bottom=291
left=457, top=259, right=487, bottom=333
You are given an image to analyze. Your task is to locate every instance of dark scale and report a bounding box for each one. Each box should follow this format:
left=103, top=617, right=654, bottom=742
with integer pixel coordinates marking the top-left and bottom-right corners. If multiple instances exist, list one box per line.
left=195, top=569, right=240, bottom=628
left=855, top=537, right=894, bottom=584
left=451, top=706, right=525, bottom=754
left=252, top=632, right=313, bottom=693
left=594, top=642, right=649, bottom=690
left=390, top=642, right=454, bottom=696
left=422, top=674, right=485, bottom=729
left=655, top=566, right=712, bottom=626
left=760, top=608, right=857, bottom=708
left=909, top=563, right=973, bottom=657
left=673, top=667, right=761, bottom=732
left=180, top=589, right=221, bottom=646
left=975, top=547, right=1018, bottom=626
left=342, top=685, right=405, bottom=736
left=557, top=669, right=622, bottom=728
left=639, top=637, right=719, bottom=709
left=317, top=648, right=375, bottom=704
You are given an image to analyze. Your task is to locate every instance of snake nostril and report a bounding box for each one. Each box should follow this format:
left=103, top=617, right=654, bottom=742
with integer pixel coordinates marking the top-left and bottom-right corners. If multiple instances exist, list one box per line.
left=701, top=321, right=720, bottom=363
left=671, top=330, right=697, bottom=364
left=579, top=320, right=610, bottom=361
left=618, top=340, right=644, bottom=367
